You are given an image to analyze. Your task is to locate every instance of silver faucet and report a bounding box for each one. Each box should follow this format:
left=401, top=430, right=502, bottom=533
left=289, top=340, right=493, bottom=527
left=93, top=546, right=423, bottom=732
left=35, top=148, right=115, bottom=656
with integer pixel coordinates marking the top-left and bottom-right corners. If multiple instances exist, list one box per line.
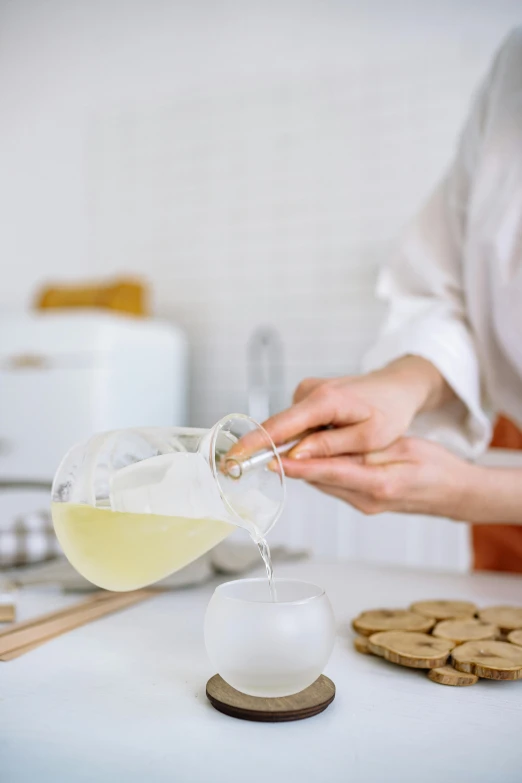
left=246, top=326, right=284, bottom=422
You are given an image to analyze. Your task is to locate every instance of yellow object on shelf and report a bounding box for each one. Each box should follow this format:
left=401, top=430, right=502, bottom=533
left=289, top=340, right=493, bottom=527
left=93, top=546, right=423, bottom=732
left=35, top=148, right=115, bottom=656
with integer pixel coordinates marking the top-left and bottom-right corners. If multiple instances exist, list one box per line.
left=0, top=606, right=16, bottom=624
left=35, top=277, right=148, bottom=316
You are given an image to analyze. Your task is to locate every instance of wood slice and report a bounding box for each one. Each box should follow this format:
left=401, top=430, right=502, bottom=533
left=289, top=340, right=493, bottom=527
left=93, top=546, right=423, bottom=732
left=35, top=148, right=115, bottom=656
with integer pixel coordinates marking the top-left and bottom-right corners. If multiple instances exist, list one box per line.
left=353, top=635, right=372, bottom=655
left=478, top=606, right=522, bottom=634
left=206, top=674, right=335, bottom=722
left=368, top=631, right=454, bottom=668
left=0, top=605, right=15, bottom=623
left=507, top=629, right=522, bottom=648
left=352, top=609, right=434, bottom=637
left=428, top=665, right=478, bottom=687
left=433, top=618, right=499, bottom=644
left=410, top=600, right=477, bottom=620
left=452, top=640, right=522, bottom=680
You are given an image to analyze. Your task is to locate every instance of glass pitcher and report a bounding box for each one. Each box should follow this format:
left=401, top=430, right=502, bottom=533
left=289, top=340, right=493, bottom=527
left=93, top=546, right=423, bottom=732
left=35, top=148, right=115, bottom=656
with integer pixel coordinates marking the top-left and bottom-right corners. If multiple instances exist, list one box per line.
left=51, top=414, right=285, bottom=592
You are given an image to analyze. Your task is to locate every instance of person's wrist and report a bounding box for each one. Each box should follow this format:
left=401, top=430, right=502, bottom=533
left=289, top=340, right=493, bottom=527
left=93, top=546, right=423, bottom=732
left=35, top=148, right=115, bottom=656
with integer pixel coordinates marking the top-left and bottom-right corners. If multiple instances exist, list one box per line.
left=452, top=466, right=522, bottom=525
left=450, top=462, right=487, bottom=523
left=372, top=356, right=441, bottom=417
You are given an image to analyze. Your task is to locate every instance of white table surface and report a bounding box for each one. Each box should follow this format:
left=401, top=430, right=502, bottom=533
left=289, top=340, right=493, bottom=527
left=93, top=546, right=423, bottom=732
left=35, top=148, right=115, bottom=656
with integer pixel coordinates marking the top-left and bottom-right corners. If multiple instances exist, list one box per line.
left=2, top=560, right=522, bottom=783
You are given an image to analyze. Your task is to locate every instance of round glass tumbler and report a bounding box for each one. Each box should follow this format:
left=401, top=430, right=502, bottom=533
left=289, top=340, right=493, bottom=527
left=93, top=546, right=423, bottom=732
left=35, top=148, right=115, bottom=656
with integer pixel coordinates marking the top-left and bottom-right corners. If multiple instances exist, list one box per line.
left=204, top=578, right=336, bottom=697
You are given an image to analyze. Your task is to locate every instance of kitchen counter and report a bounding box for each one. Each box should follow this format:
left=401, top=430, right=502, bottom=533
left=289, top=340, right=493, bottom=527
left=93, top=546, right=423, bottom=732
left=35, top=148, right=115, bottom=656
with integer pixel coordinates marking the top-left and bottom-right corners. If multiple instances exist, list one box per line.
left=1, top=560, right=522, bottom=783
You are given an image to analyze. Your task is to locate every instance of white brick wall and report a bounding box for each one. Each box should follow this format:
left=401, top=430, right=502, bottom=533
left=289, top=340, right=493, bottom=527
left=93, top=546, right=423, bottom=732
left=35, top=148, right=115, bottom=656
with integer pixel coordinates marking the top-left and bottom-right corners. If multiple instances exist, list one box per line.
left=85, top=61, right=492, bottom=426
left=1, top=0, right=520, bottom=568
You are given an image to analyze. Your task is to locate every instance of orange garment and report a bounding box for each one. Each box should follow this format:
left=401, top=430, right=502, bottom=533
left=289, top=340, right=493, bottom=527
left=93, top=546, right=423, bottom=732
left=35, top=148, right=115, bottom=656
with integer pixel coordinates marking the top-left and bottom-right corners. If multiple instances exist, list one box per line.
left=35, top=278, right=148, bottom=316
left=472, top=416, right=522, bottom=573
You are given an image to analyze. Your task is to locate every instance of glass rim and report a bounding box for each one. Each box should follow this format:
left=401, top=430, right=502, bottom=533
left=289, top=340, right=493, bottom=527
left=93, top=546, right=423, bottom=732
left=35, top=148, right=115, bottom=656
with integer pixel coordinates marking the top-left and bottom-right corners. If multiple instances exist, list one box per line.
left=213, top=577, right=326, bottom=605
left=208, top=413, right=286, bottom=535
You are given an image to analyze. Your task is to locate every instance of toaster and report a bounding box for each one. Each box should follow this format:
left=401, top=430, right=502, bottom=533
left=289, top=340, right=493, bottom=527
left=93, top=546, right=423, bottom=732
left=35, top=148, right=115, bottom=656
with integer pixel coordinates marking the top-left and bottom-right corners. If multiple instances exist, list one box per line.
left=0, top=310, right=188, bottom=485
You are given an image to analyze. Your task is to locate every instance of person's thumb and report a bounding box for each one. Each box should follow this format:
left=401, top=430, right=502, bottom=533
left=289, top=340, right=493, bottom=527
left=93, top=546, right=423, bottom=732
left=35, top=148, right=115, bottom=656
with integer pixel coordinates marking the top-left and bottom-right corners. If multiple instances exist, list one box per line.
left=288, top=421, right=373, bottom=460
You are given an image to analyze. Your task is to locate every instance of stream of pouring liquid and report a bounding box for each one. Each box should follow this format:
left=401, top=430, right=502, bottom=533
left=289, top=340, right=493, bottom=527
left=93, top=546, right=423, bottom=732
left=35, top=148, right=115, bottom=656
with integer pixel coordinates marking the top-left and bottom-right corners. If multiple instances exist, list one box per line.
left=257, top=538, right=277, bottom=602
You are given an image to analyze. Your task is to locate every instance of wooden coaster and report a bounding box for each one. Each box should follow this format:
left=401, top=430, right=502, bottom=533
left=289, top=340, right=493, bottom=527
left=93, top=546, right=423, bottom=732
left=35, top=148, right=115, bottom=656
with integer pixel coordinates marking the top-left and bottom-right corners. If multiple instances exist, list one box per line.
left=507, top=629, right=522, bottom=648
left=353, top=635, right=372, bottom=655
left=478, top=606, right=522, bottom=634
left=410, top=600, right=477, bottom=620
left=352, top=609, right=434, bottom=636
left=368, top=630, right=454, bottom=668
left=432, top=618, right=499, bottom=645
left=452, top=640, right=522, bottom=680
left=428, top=665, right=478, bottom=687
left=206, top=674, right=335, bottom=722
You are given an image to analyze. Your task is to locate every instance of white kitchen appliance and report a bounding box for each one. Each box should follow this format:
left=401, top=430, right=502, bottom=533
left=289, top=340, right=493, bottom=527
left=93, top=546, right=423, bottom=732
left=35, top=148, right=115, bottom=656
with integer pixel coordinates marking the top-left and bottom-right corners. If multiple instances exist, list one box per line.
left=0, top=311, right=188, bottom=485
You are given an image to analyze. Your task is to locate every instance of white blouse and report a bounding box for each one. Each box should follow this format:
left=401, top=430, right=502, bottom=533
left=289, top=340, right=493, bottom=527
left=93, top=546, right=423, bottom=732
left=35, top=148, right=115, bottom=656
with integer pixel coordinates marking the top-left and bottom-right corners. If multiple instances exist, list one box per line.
left=364, top=28, right=522, bottom=459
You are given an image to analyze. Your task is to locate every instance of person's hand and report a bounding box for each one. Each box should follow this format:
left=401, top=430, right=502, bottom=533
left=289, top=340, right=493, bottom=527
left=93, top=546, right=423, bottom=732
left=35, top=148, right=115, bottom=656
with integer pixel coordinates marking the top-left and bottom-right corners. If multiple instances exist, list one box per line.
left=280, top=437, right=476, bottom=520
left=258, top=356, right=452, bottom=459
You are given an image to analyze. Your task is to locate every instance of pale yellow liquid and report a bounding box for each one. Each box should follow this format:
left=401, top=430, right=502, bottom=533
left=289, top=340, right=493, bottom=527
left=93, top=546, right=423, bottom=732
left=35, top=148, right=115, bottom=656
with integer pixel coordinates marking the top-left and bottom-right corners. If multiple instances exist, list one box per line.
left=52, top=503, right=234, bottom=592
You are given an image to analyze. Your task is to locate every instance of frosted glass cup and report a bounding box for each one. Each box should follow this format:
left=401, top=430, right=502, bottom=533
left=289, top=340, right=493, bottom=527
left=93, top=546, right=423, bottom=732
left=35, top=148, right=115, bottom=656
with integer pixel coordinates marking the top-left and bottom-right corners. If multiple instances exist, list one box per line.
left=204, top=578, right=336, bottom=697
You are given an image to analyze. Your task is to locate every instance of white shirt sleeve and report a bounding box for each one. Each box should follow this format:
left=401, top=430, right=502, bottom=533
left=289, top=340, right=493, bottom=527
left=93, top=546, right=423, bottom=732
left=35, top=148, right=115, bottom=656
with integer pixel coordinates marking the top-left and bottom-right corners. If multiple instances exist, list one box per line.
left=363, top=46, right=505, bottom=459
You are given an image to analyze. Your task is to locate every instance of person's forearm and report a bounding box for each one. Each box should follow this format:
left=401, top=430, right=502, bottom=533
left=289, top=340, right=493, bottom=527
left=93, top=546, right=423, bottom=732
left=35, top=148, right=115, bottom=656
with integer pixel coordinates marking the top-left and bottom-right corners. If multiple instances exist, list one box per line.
left=372, top=355, right=456, bottom=415
left=455, top=466, right=522, bottom=525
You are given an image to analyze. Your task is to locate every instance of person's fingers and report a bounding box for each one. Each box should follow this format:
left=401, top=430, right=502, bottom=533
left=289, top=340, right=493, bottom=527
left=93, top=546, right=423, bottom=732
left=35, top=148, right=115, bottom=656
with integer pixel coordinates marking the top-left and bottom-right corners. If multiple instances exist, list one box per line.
left=288, top=420, right=378, bottom=459
left=262, top=386, right=371, bottom=449
left=226, top=381, right=372, bottom=459
left=222, top=419, right=278, bottom=461
left=292, top=377, right=326, bottom=404
left=280, top=455, right=380, bottom=493
left=281, top=455, right=408, bottom=507
left=261, top=399, right=336, bottom=447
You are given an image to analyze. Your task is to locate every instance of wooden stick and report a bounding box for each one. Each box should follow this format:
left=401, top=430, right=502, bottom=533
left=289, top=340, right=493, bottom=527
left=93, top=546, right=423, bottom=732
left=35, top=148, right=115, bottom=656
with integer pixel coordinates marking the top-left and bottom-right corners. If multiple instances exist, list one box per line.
left=0, top=590, right=109, bottom=637
left=0, top=589, right=156, bottom=660
left=1, top=636, right=60, bottom=661
left=0, top=590, right=155, bottom=658
left=0, top=591, right=126, bottom=660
